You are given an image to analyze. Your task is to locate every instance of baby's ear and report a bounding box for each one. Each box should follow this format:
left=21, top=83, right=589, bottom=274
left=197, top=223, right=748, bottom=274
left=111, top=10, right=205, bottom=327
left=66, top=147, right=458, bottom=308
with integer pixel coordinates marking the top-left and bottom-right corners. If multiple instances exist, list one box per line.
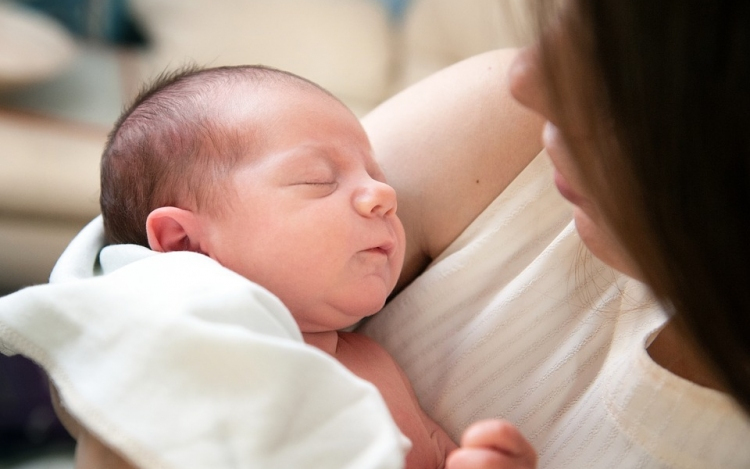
left=146, top=207, right=204, bottom=253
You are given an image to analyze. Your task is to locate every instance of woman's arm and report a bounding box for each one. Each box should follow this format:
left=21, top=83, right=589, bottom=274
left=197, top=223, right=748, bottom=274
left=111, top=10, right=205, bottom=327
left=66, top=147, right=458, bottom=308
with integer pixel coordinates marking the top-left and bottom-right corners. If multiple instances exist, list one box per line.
left=363, top=49, right=544, bottom=291
left=50, top=383, right=137, bottom=469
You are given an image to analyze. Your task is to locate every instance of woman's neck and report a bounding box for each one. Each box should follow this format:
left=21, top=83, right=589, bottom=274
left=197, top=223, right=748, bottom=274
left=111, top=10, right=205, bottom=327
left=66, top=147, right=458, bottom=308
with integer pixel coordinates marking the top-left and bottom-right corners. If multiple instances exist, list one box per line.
left=647, top=320, right=727, bottom=392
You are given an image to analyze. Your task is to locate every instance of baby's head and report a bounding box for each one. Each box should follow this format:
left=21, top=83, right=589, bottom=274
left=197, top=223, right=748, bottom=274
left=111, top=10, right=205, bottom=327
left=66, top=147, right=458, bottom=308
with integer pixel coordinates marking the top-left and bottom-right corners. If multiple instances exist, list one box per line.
left=101, top=65, right=405, bottom=331
left=102, top=65, right=334, bottom=247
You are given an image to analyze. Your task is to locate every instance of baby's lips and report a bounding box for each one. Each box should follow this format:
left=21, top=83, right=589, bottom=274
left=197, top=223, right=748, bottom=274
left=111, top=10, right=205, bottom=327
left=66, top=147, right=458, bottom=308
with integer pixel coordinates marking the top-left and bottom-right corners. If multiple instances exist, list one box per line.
left=377, top=238, right=398, bottom=256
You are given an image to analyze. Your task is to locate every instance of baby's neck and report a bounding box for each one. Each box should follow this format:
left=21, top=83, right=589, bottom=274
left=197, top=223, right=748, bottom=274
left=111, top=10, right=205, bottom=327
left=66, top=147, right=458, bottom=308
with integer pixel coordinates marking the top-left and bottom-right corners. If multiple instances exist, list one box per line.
left=302, top=330, right=340, bottom=356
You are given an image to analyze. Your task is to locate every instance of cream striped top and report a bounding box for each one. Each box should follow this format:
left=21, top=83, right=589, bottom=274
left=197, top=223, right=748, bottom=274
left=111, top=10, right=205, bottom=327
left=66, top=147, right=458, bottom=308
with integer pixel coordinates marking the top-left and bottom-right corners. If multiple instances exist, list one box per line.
left=360, top=152, right=750, bottom=468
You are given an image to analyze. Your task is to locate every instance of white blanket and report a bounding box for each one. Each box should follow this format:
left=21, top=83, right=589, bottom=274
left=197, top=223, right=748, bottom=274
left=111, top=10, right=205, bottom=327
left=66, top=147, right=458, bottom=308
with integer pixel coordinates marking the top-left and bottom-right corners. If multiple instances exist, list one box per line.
left=0, top=217, right=409, bottom=469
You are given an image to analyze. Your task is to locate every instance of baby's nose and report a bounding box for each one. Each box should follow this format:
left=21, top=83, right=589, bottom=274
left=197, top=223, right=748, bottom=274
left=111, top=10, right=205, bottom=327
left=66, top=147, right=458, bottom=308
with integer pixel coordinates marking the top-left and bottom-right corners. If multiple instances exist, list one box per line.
left=354, top=180, right=397, bottom=217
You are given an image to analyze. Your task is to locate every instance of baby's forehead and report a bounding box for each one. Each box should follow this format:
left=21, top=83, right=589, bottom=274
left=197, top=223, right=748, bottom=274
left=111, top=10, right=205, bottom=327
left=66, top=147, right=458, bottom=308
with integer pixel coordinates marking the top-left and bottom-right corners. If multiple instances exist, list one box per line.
left=207, top=77, right=372, bottom=165
left=226, top=133, right=379, bottom=178
left=210, top=81, right=334, bottom=132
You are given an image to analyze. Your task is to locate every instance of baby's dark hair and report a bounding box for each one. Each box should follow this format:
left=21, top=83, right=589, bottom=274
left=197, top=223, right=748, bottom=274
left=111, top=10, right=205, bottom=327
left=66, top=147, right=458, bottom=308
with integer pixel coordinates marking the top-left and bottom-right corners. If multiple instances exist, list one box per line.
left=100, top=64, right=338, bottom=246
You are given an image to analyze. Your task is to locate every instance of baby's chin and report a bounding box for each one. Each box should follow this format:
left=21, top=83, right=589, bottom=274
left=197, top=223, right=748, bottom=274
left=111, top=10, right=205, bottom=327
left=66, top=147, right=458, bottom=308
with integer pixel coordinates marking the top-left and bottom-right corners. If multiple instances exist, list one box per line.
left=342, top=303, right=390, bottom=332
left=295, top=301, right=386, bottom=333
left=337, top=307, right=384, bottom=332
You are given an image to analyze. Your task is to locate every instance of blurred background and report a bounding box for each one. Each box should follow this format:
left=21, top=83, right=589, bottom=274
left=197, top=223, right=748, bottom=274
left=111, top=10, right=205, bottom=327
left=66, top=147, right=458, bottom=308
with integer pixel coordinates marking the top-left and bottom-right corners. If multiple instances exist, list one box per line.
left=0, top=0, right=532, bottom=466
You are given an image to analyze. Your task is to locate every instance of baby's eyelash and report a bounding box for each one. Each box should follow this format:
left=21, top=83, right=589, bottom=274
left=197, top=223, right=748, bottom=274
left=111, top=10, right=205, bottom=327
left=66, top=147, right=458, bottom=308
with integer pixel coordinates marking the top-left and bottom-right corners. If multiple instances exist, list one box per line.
left=303, top=181, right=336, bottom=186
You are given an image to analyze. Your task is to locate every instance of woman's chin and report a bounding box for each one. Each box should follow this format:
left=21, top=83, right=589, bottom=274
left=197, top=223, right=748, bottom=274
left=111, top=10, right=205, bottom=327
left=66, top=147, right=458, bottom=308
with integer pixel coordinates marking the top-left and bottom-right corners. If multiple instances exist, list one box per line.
left=573, top=208, right=641, bottom=280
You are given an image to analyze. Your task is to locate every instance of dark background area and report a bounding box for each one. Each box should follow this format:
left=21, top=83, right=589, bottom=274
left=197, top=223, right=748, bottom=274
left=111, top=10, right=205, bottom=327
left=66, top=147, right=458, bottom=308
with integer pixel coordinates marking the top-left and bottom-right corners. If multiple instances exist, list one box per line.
left=0, top=354, right=74, bottom=463
left=16, top=0, right=145, bottom=46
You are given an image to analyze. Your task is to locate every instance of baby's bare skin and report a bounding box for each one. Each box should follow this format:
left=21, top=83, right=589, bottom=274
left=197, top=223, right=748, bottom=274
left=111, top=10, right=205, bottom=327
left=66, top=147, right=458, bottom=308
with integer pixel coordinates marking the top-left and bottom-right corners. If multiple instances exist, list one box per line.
left=304, top=330, right=458, bottom=469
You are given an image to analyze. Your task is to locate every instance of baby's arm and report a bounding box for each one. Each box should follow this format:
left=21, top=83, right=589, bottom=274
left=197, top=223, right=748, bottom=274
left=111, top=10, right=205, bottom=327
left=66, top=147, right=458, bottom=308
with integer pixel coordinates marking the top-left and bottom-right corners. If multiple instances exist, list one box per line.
left=333, top=332, right=457, bottom=468
left=388, top=352, right=458, bottom=468
left=388, top=353, right=535, bottom=469
left=446, top=420, right=537, bottom=469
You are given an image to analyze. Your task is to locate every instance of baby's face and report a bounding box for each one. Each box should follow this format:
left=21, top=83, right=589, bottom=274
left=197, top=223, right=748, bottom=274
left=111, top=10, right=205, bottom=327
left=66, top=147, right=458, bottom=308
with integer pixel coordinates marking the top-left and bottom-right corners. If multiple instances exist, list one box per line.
left=201, top=84, right=405, bottom=332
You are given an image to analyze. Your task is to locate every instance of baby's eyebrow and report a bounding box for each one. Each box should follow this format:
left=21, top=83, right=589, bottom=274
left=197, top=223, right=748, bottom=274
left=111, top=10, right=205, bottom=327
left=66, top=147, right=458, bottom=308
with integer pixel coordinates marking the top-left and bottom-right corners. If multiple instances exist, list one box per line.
left=275, top=143, right=375, bottom=177
left=272, top=146, right=337, bottom=173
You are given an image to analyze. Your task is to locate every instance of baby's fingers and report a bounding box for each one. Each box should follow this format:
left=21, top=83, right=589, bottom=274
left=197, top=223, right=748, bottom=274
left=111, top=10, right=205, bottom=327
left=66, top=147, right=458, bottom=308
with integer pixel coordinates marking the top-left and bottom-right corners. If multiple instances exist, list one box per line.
left=454, top=420, right=537, bottom=468
left=446, top=447, right=532, bottom=469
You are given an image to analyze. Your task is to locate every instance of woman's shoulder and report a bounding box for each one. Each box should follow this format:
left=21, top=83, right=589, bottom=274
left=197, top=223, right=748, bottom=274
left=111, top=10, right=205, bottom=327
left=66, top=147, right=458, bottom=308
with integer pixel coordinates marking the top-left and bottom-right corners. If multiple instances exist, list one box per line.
left=363, top=49, right=545, bottom=290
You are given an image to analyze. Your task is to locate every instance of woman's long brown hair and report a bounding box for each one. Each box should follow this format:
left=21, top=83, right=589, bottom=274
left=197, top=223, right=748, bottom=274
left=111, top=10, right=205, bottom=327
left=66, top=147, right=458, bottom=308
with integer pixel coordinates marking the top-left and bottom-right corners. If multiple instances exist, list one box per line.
left=535, top=0, right=750, bottom=414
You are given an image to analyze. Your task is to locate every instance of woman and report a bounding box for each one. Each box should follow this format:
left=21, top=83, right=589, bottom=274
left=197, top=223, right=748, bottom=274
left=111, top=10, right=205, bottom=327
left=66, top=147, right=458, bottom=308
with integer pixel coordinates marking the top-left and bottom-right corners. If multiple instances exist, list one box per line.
left=362, top=1, right=750, bottom=468
left=516, top=0, right=750, bottom=409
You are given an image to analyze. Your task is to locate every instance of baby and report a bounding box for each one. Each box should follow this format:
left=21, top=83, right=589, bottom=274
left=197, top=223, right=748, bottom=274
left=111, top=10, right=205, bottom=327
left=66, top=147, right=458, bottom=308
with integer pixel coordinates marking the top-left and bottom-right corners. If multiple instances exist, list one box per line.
left=96, top=64, right=533, bottom=469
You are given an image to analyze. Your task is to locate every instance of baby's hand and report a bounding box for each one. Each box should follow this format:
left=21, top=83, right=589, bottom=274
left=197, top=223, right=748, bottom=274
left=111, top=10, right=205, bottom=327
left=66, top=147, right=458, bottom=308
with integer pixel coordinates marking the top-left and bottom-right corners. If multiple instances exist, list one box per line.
left=445, top=420, right=537, bottom=469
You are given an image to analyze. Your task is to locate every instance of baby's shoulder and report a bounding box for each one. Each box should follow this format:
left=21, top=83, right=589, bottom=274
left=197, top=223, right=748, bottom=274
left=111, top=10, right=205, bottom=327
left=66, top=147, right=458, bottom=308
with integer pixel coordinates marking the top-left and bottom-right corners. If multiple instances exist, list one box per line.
left=336, top=331, right=392, bottom=358
left=334, top=331, right=404, bottom=379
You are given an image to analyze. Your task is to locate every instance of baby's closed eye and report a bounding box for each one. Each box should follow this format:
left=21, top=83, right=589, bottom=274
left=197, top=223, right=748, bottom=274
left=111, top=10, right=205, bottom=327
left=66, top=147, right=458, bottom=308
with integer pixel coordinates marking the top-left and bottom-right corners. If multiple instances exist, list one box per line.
left=298, top=180, right=336, bottom=186
left=290, top=178, right=338, bottom=197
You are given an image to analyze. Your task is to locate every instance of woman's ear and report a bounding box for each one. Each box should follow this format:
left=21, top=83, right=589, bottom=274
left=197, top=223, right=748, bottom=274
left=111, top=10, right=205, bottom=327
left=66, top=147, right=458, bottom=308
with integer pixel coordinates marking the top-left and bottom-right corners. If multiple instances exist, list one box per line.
left=146, top=207, right=205, bottom=253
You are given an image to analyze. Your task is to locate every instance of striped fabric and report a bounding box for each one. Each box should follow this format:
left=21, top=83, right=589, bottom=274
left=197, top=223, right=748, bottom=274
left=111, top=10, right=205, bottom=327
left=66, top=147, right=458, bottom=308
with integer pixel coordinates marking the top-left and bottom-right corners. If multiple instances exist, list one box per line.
left=361, top=151, right=750, bottom=468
